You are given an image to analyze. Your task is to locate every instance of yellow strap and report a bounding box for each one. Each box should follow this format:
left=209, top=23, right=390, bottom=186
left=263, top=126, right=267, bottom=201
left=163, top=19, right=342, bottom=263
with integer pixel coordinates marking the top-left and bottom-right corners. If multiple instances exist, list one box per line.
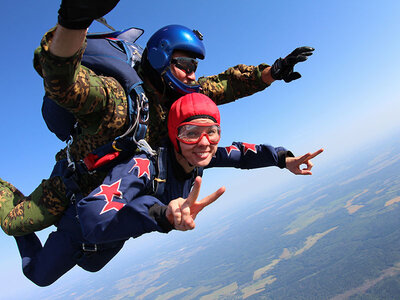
left=112, top=140, right=123, bottom=152
left=154, top=178, right=166, bottom=183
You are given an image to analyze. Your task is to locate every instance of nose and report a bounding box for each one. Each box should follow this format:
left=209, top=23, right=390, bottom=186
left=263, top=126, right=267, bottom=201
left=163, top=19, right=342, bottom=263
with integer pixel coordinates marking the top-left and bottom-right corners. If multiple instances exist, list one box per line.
left=197, top=134, right=210, bottom=146
left=187, top=71, right=196, bottom=81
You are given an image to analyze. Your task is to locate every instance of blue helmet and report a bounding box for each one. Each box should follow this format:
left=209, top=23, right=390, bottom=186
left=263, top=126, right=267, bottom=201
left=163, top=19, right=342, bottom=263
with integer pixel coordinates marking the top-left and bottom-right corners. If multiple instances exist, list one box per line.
left=146, top=24, right=205, bottom=94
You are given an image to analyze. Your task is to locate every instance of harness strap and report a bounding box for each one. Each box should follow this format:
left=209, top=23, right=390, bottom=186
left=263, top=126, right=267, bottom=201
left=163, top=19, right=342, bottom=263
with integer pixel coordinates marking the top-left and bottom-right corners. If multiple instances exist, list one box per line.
left=152, top=147, right=168, bottom=197
left=133, top=85, right=149, bottom=140
left=84, top=151, right=121, bottom=171
left=50, top=159, right=87, bottom=205
left=196, top=166, right=204, bottom=178
left=81, top=240, right=123, bottom=252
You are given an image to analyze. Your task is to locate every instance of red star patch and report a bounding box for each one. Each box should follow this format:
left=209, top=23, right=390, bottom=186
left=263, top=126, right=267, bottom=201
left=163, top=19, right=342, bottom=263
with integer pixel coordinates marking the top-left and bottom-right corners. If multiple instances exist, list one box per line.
left=243, top=143, right=257, bottom=155
left=94, top=179, right=124, bottom=214
left=129, top=158, right=151, bottom=179
left=225, top=145, right=240, bottom=156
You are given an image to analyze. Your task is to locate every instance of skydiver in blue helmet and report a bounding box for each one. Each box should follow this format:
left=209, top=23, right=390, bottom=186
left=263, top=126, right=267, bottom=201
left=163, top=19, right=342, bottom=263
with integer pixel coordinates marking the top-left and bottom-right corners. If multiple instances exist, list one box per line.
left=0, top=0, right=315, bottom=237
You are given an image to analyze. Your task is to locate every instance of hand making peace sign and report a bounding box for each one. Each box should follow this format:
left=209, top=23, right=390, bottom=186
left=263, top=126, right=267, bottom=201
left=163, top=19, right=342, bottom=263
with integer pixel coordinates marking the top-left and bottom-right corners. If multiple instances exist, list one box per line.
left=166, top=177, right=226, bottom=231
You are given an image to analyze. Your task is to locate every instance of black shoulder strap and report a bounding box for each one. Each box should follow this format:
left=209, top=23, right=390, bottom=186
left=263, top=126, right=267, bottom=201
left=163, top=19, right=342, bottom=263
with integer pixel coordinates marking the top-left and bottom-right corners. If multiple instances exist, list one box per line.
left=196, top=166, right=204, bottom=178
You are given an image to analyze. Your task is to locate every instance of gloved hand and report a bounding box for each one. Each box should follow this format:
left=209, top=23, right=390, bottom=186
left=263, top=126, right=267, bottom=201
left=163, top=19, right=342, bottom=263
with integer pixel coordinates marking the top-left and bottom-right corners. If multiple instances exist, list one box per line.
left=58, top=0, right=120, bottom=30
left=270, top=46, right=314, bottom=83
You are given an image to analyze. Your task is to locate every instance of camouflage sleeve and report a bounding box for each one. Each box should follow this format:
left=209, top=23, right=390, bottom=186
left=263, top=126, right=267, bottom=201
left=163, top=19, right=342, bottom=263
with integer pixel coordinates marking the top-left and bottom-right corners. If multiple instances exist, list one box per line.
left=34, top=28, right=128, bottom=136
left=198, top=63, right=271, bottom=105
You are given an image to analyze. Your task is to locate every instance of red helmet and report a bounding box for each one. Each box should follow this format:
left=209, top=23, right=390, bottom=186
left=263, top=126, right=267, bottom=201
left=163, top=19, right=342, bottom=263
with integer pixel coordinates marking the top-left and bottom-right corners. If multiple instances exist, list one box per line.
left=168, top=93, right=220, bottom=152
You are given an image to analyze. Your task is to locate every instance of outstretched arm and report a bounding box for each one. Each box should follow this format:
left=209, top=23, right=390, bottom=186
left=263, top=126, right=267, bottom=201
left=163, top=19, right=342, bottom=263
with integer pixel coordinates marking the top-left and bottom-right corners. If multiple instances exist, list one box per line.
left=36, top=0, right=127, bottom=133
left=208, top=143, right=323, bottom=175
left=199, top=47, right=314, bottom=105
left=208, top=142, right=290, bottom=170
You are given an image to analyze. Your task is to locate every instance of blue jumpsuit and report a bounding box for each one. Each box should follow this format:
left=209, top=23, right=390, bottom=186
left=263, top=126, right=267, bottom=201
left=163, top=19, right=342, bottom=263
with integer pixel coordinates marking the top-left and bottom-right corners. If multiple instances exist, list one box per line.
left=15, top=142, right=289, bottom=286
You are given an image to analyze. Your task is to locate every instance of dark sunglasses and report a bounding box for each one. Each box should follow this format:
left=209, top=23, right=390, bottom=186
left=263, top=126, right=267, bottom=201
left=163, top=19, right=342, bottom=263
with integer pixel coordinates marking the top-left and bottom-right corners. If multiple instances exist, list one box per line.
left=170, top=57, right=198, bottom=74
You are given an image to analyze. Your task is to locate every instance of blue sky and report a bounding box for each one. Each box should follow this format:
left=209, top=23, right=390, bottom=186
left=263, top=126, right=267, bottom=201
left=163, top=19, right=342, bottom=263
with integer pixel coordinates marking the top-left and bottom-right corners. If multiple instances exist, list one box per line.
left=1, top=0, right=400, bottom=297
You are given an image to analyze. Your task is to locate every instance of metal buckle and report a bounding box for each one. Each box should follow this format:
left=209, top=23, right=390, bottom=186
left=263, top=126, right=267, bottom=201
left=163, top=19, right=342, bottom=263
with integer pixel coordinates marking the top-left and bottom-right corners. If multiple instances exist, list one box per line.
left=69, top=193, right=76, bottom=205
left=82, top=243, right=98, bottom=252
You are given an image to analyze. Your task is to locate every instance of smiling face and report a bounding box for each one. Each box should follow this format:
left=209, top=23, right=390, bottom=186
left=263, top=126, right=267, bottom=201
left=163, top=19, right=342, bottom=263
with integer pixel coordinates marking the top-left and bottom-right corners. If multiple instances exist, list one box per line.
left=167, top=93, right=221, bottom=173
left=175, top=118, right=219, bottom=172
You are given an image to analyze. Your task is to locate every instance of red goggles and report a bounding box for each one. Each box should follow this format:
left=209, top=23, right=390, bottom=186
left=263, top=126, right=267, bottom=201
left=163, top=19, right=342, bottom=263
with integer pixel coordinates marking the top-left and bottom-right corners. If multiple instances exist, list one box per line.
left=177, top=122, right=221, bottom=145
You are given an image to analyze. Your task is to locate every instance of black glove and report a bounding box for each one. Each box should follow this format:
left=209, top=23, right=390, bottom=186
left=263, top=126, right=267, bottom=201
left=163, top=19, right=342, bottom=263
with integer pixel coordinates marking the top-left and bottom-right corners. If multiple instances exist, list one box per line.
left=58, top=0, right=120, bottom=30
left=270, top=46, right=314, bottom=83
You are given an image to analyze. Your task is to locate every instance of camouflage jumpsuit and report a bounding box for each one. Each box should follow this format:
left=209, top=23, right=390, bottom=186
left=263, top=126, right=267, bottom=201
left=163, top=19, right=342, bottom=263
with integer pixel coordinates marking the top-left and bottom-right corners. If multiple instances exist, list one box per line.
left=0, top=27, right=271, bottom=236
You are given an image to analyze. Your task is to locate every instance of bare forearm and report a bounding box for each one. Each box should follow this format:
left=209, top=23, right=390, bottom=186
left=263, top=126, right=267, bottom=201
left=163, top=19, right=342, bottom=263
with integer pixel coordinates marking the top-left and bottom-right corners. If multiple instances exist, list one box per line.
left=49, top=25, right=87, bottom=57
left=261, top=66, right=275, bottom=85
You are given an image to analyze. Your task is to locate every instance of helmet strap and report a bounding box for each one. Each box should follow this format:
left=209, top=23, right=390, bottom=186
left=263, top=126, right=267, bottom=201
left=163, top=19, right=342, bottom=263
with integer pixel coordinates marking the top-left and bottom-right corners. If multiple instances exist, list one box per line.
left=176, top=139, right=182, bottom=154
left=173, top=144, right=195, bottom=174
